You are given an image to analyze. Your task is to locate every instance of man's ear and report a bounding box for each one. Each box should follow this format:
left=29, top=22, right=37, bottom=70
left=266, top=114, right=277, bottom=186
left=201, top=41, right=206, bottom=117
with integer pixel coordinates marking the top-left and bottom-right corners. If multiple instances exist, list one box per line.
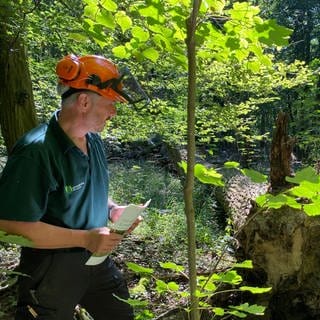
left=77, top=92, right=91, bottom=112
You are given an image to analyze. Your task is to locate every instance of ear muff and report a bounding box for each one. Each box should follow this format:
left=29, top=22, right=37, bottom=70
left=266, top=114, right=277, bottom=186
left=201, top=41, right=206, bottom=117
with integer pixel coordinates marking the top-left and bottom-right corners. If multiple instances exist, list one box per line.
left=56, top=54, right=81, bottom=81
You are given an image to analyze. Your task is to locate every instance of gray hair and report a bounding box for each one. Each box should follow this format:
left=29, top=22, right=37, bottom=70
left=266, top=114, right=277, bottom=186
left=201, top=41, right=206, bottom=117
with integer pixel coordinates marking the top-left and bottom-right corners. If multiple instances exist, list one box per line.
left=57, top=83, right=100, bottom=107
left=56, top=83, right=70, bottom=97
left=57, top=84, right=80, bottom=106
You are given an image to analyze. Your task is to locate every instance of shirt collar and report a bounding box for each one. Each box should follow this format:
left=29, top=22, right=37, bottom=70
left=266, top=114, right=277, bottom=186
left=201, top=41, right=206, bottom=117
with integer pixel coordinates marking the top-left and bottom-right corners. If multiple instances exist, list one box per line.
left=49, top=111, right=76, bottom=154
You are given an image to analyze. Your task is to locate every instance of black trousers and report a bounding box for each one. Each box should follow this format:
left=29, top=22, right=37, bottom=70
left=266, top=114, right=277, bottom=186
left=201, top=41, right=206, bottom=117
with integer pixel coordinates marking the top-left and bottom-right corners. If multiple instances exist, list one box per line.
left=15, top=248, right=134, bottom=320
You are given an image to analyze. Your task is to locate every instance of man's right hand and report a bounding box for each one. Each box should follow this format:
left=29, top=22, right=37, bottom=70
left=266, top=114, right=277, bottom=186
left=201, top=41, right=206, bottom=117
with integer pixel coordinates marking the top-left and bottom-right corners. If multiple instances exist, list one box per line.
left=85, top=227, right=123, bottom=254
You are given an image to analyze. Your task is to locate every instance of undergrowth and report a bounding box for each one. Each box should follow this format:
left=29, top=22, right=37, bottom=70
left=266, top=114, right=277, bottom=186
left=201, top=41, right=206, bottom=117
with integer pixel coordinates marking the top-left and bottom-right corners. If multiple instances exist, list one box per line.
left=108, top=160, right=225, bottom=251
left=108, top=161, right=271, bottom=320
left=0, top=160, right=228, bottom=320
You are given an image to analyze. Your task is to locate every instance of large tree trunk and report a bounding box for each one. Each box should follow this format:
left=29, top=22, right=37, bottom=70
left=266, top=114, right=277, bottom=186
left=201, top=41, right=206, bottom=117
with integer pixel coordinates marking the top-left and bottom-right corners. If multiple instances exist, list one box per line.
left=222, top=174, right=320, bottom=319
left=236, top=205, right=320, bottom=320
left=0, top=1, right=38, bottom=153
left=222, top=114, right=320, bottom=319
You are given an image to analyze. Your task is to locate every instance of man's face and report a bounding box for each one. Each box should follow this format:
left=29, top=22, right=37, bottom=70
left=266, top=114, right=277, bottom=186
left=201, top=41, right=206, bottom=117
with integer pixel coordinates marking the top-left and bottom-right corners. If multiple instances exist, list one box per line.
left=86, top=93, right=117, bottom=133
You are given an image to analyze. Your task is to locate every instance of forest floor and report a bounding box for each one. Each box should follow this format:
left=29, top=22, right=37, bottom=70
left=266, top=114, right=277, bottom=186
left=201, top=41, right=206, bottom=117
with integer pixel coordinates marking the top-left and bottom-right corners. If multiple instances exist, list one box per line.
left=0, top=142, right=233, bottom=319
left=0, top=233, right=230, bottom=320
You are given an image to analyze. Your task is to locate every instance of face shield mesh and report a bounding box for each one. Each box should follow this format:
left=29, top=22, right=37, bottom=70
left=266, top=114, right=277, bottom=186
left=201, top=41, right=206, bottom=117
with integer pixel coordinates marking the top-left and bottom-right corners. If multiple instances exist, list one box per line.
left=115, top=66, right=151, bottom=108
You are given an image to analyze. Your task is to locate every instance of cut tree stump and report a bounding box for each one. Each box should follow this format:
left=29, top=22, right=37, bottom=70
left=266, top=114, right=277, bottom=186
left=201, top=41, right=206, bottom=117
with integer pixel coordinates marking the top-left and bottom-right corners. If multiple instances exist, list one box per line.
left=269, top=111, right=295, bottom=193
left=226, top=112, right=320, bottom=319
left=236, top=206, right=320, bottom=320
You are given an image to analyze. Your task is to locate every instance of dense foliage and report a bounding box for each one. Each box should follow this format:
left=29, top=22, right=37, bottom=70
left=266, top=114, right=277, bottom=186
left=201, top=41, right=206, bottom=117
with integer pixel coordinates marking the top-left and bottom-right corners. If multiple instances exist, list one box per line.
left=20, top=0, right=319, bottom=165
left=0, top=0, right=320, bottom=319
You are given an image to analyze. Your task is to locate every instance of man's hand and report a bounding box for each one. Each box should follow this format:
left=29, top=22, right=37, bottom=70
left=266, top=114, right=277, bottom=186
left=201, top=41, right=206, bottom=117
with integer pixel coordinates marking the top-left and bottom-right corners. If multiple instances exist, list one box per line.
left=85, top=227, right=123, bottom=254
left=109, top=205, right=126, bottom=223
left=109, top=206, right=143, bottom=234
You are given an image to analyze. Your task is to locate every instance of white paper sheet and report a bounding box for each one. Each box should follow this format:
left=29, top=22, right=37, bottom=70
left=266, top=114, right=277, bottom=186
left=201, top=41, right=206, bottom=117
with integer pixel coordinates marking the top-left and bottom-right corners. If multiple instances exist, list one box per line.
left=85, top=199, right=151, bottom=266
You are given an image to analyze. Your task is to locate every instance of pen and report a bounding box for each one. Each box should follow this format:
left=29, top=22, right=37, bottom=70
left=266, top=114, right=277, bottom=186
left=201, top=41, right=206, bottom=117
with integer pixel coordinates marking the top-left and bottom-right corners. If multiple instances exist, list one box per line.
left=27, top=305, right=38, bottom=318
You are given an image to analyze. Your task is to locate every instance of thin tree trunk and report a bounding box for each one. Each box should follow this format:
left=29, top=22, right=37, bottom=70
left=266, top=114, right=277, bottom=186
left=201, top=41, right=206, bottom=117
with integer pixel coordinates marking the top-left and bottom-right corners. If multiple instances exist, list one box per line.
left=185, top=1, right=201, bottom=319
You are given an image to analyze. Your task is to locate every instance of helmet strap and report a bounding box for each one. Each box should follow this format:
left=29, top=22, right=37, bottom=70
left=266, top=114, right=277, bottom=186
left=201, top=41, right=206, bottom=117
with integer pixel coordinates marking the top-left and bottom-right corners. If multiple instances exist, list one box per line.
left=61, top=88, right=87, bottom=100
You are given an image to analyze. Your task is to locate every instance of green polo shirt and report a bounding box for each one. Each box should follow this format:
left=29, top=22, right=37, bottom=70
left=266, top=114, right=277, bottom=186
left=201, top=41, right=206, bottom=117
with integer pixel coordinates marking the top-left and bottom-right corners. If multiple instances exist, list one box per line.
left=0, top=112, right=109, bottom=230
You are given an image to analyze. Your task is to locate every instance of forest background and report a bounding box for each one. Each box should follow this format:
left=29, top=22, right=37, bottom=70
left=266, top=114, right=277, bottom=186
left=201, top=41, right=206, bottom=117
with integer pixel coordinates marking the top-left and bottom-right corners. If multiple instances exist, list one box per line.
left=0, top=0, right=320, bottom=319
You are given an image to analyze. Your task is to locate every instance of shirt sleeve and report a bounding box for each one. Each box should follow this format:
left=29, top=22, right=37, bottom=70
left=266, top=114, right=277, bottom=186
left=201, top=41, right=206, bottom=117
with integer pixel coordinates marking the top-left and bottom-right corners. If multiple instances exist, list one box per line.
left=0, top=154, right=53, bottom=222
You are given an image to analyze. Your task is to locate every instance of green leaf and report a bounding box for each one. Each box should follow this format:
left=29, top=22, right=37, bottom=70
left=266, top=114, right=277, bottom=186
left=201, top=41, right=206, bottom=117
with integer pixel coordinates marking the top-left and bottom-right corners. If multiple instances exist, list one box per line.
left=159, top=262, right=185, bottom=273
left=203, top=281, right=217, bottom=292
left=96, top=10, right=115, bottom=30
left=179, top=291, right=190, bottom=298
left=213, top=270, right=242, bottom=285
left=68, top=32, right=88, bottom=42
left=100, top=0, right=118, bottom=12
left=240, top=286, right=272, bottom=294
left=126, top=262, right=154, bottom=275
left=197, top=274, right=217, bottom=291
left=84, top=2, right=98, bottom=19
left=213, top=307, right=225, bottom=316
left=229, top=2, right=260, bottom=20
left=115, top=11, right=132, bottom=33
left=257, top=19, right=292, bottom=46
left=289, top=184, right=318, bottom=199
left=155, top=279, right=168, bottom=294
left=138, top=5, right=159, bottom=19
left=178, top=161, right=187, bottom=174
left=286, top=167, right=319, bottom=184
left=194, top=164, right=224, bottom=186
left=113, top=295, right=149, bottom=308
left=0, top=231, right=33, bottom=246
left=247, top=60, right=261, bottom=73
left=199, top=301, right=212, bottom=307
left=241, top=168, right=267, bottom=183
left=255, top=194, right=267, bottom=207
left=303, top=202, right=320, bottom=216
left=229, top=302, right=266, bottom=315
left=112, top=45, right=129, bottom=59
left=130, top=277, right=148, bottom=294
left=233, top=260, right=253, bottom=269
left=172, top=53, right=188, bottom=69
left=153, top=33, right=174, bottom=51
left=142, top=47, right=159, bottom=62
left=225, top=37, right=240, bottom=50
left=211, top=0, right=225, bottom=14
left=195, top=289, right=211, bottom=298
left=256, top=193, right=301, bottom=209
left=132, top=26, right=150, bottom=42
left=228, top=310, right=247, bottom=318
left=167, top=281, right=180, bottom=291
left=201, top=0, right=225, bottom=14
left=87, top=23, right=109, bottom=48
left=224, top=161, right=240, bottom=169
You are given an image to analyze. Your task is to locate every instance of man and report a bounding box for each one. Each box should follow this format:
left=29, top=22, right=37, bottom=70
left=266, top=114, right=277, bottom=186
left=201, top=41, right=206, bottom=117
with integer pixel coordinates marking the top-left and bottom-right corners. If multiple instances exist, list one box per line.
left=0, top=54, right=138, bottom=319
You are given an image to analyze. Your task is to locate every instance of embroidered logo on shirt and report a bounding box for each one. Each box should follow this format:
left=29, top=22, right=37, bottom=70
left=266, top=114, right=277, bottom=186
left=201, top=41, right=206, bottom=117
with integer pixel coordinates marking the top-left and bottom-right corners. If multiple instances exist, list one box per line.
left=65, top=182, right=85, bottom=194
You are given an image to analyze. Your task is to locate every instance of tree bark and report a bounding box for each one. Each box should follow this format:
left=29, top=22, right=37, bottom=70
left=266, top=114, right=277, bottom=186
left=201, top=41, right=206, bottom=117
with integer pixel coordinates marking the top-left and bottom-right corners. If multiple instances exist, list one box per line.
left=236, top=205, right=320, bottom=320
left=0, top=1, right=38, bottom=153
left=269, top=111, right=294, bottom=193
left=184, top=1, right=201, bottom=319
left=220, top=171, right=320, bottom=320
left=221, top=109, right=320, bottom=319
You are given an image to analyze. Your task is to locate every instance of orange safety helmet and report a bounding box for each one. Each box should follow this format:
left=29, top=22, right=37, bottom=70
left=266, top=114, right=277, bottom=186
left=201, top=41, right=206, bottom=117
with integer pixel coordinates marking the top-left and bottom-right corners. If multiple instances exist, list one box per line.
left=56, top=54, right=128, bottom=103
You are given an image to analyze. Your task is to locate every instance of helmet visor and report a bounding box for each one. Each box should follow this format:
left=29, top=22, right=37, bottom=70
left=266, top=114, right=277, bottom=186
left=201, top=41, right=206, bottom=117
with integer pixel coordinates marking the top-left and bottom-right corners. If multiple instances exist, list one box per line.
left=111, top=66, right=150, bottom=107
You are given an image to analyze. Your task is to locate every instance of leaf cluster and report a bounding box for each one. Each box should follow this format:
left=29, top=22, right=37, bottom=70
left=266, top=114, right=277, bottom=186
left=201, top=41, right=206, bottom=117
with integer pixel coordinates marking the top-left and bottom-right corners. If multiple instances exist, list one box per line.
left=124, top=260, right=271, bottom=319
left=257, top=166, right=320, bottom=216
